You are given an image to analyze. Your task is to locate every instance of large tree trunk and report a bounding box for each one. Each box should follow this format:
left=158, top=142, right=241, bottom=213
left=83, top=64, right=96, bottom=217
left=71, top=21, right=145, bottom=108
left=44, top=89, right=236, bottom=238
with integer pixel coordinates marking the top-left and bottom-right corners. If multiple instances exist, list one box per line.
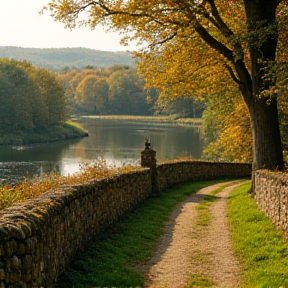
left=242, top=0, right=284, bottom=174
left=249, top=97, right=284, bottom=171
left=246, top=96, right=284, bottom=192
left=239, top=0, right=284, bottom=192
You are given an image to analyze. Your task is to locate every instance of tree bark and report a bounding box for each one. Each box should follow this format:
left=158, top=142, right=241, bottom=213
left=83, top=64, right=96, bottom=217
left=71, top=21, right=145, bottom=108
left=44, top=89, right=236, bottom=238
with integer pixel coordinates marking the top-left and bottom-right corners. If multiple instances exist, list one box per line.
left=249, top=97, right=284, bottom=171
left=242, top=0, right=284, bottom=171
left=240, top=0, right=284, bottom=191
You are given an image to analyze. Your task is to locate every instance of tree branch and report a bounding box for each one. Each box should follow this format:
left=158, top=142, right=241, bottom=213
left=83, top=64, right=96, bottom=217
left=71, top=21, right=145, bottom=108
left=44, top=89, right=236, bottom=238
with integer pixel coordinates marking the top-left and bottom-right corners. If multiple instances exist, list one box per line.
left=151, top=31, right=178, bottom=47
left=195, top=22, right=253, bottom=100
left=194, top=23, right=234, bottom=61
left=206, top=0, right=234, bottom=37
left=223, top=63, right=241, bottom=84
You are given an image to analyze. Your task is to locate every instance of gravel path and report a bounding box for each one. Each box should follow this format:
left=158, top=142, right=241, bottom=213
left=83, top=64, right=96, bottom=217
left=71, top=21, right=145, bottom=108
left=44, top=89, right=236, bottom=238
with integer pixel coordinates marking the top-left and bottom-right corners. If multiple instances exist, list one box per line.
left=138, top=181, right=242, bottom=288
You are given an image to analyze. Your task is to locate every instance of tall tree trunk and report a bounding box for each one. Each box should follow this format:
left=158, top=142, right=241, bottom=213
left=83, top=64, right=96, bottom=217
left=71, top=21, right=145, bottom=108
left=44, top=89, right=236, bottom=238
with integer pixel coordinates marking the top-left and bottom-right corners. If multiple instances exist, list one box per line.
left=249, top=97, right=284, bottom=171
left=240, top=0, right=284, bottom=191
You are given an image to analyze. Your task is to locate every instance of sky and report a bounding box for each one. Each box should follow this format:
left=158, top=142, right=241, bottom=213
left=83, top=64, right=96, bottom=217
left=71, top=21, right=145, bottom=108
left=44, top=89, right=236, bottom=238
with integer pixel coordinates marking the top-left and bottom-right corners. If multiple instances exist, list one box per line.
left=0, top=0, right=137, bottom=52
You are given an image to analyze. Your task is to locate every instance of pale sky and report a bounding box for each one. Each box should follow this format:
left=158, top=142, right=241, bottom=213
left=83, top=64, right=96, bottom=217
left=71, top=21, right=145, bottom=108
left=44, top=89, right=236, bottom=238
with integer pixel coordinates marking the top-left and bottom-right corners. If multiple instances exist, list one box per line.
left=0, top=0, right=137, bottom=51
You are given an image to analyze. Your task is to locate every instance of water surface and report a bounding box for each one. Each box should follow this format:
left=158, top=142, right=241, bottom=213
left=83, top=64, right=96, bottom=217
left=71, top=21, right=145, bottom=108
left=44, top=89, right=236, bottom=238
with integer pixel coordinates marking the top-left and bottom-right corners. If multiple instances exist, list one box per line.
left=0, top=117, right=203, bottom=184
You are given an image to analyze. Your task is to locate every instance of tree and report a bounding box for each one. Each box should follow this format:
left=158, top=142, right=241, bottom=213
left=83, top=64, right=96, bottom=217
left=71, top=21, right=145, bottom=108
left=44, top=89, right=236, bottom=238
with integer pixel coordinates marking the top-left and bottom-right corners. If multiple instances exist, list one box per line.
left=93, top=78, right=109, bottom=115
left=76, top=75, right=98, bottom=114
left=30, top=68, right=68, bottom=126
left=0, top=59, right=68, bottom=131
left=108, top=69, right=150, bottom=115
left=202, top=87, right=288, bottom=164
left=45, top=1, right=288, bottom=185
left=0, top=59, right=33, bottom=130
left=202, top=90, right=253, bottom=163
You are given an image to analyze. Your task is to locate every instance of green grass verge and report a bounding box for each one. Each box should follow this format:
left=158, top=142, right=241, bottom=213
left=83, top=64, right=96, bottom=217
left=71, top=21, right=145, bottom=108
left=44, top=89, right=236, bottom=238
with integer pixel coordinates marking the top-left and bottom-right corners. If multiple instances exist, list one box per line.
left=228, top=182, right=288, bottom=288
left=196, top=182, right=233, bottom=226
left=56, top=179, right=228, bottom=288
left=82, top=115, right=202, bottom=125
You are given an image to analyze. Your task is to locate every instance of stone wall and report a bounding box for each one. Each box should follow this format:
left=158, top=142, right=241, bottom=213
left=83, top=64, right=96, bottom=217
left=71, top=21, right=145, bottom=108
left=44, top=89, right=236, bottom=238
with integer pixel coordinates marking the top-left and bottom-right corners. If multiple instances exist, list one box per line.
left=255, top=170, right=288, bottom=238
left=156, top=161, right=252, bottom=191
left=0, top=161, right=251, bottom=288
left=0, top=170, right=152, bottom=288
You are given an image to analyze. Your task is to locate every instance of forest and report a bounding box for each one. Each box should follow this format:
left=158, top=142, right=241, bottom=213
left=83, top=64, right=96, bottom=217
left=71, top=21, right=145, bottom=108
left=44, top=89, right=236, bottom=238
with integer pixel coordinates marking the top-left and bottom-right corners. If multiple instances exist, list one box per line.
left=58, top=64, right=205, bottom=117
left=0, top=58, right=203, bottom=134
left=0, top=58, right=67, bottom=132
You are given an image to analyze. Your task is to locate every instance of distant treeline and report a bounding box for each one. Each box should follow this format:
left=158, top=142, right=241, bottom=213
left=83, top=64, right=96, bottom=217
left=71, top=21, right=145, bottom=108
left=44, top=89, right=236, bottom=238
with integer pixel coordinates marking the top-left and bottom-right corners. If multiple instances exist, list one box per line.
left=0, top=59, right=67, bottom=132
left=59, top=65, right=205, bottom=117
left=0, top=57, right=204, bottom=136
left=0, top=46, right=135, bottom=71
left=59, top=65, right=154, bottom=115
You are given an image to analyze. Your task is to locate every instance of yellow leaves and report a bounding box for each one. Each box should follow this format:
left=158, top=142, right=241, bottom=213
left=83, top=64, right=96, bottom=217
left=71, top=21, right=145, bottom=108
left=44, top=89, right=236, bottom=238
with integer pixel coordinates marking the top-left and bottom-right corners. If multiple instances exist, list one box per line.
left=203, top=98, right=252, bottom=163
left=138, top=29, right=238, bottom=103
left=0, top=160, right=140, bottom=211
left=44, top=0, right=285, bottom=109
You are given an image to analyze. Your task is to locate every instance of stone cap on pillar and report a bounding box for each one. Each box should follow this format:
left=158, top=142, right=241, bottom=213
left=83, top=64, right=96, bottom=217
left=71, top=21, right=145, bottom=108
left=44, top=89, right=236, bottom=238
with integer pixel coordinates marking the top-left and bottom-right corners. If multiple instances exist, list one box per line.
left=141, top=137, right=156, bottom=153
left=141, top=137, right=156, bottom=167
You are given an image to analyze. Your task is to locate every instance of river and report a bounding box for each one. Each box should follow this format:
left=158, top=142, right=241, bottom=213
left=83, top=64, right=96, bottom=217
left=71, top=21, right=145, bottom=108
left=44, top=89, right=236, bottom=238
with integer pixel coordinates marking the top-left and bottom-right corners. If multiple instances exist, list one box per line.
left=0, top=117, right=203, bottom=185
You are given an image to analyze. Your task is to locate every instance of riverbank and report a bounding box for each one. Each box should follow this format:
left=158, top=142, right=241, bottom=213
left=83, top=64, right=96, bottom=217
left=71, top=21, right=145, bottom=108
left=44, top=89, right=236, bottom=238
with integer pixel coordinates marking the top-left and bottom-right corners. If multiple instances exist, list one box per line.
left=82, top=115, right=202, bottom=126
left=0, top=120, right=88, bottom=146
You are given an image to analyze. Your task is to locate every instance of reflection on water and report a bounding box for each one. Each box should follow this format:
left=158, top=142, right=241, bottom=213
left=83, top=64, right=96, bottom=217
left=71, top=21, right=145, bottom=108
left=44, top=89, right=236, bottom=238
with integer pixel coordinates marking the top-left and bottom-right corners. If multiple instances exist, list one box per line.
left=0, top=117, right=203, bottom=184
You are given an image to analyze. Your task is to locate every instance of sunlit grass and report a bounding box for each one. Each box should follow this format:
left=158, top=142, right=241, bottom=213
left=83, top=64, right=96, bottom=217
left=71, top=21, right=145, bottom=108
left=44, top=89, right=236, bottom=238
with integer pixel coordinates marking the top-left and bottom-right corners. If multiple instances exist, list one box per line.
left=228, top=182, right=288, bottom=288
left=195, top=183, right=232, bottom=226
left=83, top=115, right=202, bottom=125
left=0, top=160, right=140, bottom=211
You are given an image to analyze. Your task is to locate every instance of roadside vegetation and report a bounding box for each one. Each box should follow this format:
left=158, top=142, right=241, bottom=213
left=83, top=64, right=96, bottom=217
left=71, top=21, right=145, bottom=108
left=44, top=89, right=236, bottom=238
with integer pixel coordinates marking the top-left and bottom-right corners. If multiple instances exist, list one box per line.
left=0, top=160, right=139, bottom=211
left=228, top=182, right=288, bottom=288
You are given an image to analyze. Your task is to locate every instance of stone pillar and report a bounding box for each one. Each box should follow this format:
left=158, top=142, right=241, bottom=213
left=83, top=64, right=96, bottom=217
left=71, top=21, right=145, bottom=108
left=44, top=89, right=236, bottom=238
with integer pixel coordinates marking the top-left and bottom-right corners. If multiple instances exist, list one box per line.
left=141, top=138, right=157, bottom=192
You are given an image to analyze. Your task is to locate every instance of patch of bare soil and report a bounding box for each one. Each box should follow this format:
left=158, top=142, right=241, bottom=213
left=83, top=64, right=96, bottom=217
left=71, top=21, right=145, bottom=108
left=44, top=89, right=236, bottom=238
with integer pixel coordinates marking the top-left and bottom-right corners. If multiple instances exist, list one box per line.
left=137, top=181, right=242, bottom=288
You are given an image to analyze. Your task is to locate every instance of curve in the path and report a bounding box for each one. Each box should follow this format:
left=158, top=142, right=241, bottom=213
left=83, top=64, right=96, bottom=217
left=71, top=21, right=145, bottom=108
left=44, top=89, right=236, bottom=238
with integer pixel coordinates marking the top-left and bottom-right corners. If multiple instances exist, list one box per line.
left=139, top=181, right=243, bottom=288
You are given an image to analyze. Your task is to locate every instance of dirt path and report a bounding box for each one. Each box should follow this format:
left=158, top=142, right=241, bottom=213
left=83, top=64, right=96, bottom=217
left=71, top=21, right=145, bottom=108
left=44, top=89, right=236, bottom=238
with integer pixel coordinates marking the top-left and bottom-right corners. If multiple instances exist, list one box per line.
left=138, top=181, right=242, bottom=288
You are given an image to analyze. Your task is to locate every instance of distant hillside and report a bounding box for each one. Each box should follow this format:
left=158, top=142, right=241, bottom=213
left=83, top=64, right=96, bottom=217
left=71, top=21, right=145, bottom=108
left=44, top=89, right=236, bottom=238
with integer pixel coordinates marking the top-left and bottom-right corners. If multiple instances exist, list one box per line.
left=0, top=46, right=136, bottom=71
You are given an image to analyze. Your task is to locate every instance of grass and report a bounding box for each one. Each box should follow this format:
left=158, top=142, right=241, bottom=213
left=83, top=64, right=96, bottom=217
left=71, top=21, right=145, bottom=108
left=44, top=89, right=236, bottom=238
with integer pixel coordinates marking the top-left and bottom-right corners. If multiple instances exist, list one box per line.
left=83, top=115, right=202, bottom=126
left=5, top=173, right=288, bottom=287
left=55, top=179, right=227, bottom=288
left=186, top=273, right=215, bottom=288
left=57, top=180, right=288, bottom=288
left=228, top=182, right=288, bottom=288
left=195, top=182, right=232, bottom=226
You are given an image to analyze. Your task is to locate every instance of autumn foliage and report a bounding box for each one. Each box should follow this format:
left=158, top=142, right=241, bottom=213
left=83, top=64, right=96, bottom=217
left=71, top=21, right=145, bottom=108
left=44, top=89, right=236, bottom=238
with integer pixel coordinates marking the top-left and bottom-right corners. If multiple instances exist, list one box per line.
left=44, top=0, right=288, bottom=178
left=0, top=160, right=139, bottom=211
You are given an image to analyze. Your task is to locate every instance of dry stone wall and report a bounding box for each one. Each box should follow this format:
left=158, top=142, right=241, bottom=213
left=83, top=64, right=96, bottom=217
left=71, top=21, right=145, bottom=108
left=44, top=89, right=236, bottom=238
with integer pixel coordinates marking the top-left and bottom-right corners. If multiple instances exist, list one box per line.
left=255, top=170, right=288, bottom=238
left=156, top=161, right=251, bottom=191
left=0, top=161, right=251, bottom=288
left=0, top=170, right=152, bottom=288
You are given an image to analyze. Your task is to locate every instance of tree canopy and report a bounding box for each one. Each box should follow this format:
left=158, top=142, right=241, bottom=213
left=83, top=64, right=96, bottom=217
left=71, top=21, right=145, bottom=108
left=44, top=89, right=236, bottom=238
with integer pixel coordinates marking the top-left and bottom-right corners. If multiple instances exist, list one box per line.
left=59, top=65, right=155, bottom=115
left=45, top=0, right=288, bottom=189
left=0, top=59, right=68, bottom=131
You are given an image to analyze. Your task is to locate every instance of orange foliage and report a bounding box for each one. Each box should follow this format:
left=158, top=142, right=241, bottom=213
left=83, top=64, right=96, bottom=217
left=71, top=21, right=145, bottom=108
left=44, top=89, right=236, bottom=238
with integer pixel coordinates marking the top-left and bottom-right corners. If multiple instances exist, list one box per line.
left=0, top=160, right=141, bottom=211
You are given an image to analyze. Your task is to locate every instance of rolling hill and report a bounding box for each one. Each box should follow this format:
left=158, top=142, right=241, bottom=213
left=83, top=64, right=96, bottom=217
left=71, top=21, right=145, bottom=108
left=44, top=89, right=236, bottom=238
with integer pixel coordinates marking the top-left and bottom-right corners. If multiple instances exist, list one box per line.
left=0, top=46, right=136, bottom=71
